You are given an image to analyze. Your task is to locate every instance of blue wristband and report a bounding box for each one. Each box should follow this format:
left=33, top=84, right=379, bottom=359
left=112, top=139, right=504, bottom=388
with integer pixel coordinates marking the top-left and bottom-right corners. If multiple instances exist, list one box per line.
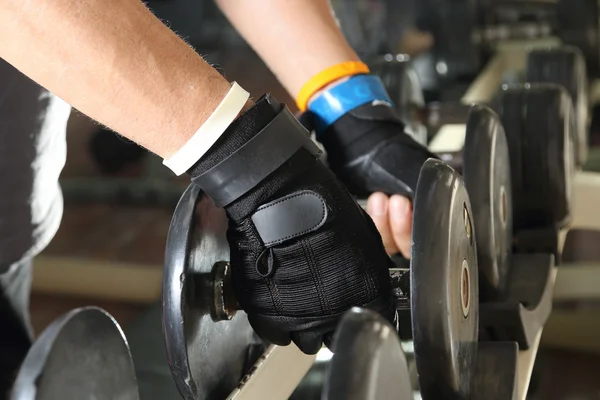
left=308, top=74, right=394, bottom=136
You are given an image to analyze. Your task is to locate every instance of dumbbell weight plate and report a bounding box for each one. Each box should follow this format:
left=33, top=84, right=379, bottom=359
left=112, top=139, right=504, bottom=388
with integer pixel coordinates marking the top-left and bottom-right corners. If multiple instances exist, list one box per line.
left=463, top=104, right=513, bottom=302
left=496, top=83, right=574, bottom=232
left=526, top=46, right=588, bottom=167
left=322, top=308, right=413, bottom=400
left=11, top=307, right=139, bottom=400
left=163, top=184, right=262, bottom=400
left=411, top=158, right=479, bottom=399
left=431, top=0, right=482, bottom=82
left=369, top=55, right=428, bottom=145
left=556, top=0, right=600, bottom=78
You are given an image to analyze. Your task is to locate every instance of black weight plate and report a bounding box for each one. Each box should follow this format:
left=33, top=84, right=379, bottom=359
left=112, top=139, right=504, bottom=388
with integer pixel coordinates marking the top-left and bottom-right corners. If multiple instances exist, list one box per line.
left=463, top=104, right=513, bottom=302
left=431, top=0, right=482, bottom=82
left=496, top=83, right=574, bottom=231
left=324, top=308, right=412, bottom=400
left=369, top=54, right=428, bottom=145
left=526, top=46, right=589, bottom=167
left=163, top=184, right=262, bottom=400
left=556, top=0, right=600, bottom=78
left=11, top=307, right=138, bottom=400
left=411, top=158, right=479, bottom=399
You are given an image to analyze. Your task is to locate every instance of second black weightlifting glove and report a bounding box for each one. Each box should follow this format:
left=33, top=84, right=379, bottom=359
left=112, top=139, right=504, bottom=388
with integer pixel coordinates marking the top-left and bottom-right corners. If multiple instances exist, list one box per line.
left=304, top=73, right=437, bottom=200
left=189, top=94, right=395, bottom=354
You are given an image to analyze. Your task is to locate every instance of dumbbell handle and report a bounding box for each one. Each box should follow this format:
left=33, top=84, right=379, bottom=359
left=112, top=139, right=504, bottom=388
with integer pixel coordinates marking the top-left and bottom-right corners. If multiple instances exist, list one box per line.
left=211, top=263, right=411, bottom=323
left=211, top=261, right=239, bottom=321
left=211, top=197, right=411, bottom=322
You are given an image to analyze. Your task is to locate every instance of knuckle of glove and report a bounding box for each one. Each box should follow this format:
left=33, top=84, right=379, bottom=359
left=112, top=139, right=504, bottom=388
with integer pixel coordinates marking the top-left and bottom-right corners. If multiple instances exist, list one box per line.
left=324, top=103, right=438, bottom=199
left=368, top=135, right=437, bottom=197
left=335, top=134, right=436, bottom=200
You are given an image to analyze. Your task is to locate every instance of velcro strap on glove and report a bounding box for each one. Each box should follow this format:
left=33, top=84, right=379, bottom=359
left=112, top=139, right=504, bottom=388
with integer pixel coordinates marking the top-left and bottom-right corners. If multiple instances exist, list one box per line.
left=251, top=190, right=328, bottom=247
left=192, top=106, right=322, bottom=207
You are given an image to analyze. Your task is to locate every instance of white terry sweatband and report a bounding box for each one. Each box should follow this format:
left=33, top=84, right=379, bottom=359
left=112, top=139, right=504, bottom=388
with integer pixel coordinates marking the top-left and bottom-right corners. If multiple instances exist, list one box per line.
left=163, top=81, right=250, bottom=176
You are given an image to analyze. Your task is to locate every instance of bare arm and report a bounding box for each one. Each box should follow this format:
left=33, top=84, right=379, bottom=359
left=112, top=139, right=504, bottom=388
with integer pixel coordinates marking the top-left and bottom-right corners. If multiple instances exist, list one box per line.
left=215, top=0, right=361, bottom=98
left=0, top=0, right=236, bottom=158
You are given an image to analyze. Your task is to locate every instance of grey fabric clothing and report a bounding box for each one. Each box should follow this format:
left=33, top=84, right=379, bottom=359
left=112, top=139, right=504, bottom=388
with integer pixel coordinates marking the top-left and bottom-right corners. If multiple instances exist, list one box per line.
left=0, top=58, right=178, bottom=399
left=0, top=58, right=68, bottom=396
left=0, top=258, right=33, bottom=397
left=0, top=59, right=70, bottom=269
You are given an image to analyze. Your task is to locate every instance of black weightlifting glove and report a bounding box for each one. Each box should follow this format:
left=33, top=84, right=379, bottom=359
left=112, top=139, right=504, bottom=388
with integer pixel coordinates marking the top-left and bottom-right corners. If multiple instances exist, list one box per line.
left=189, top=95, right=395, bottom=355
left=317, top=101, right=438, bottom=200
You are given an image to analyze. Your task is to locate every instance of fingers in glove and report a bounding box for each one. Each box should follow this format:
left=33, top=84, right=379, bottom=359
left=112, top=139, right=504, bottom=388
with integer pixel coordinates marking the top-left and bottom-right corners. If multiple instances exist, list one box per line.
left=322, top=332, right=335, bottom=351
left=248, top=315, right=291, bottom=347
left=366, top=192, right=399, bottom=255
left=291, top=330, right=324, bottom=355
left=389, top=195, right=412, bottom=259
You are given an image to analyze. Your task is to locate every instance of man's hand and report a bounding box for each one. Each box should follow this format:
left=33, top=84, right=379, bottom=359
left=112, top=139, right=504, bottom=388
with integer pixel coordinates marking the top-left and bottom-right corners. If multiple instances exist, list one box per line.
left=190, top=96, right=397, bottom=355
left=366, top=193, right=412, bottom=258
left=309, top=92, right=437, bottom=260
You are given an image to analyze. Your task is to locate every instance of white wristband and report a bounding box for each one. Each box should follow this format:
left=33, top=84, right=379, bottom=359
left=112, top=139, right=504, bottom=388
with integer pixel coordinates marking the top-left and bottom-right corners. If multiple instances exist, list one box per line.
left=163, top=81, right=250, bottom=176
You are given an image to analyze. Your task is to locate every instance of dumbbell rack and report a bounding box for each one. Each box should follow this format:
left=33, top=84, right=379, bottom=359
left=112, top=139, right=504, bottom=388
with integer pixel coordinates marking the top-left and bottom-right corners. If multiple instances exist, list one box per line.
left=429, top=37, right=600, bottom=398
left=429, top=39, right=560, bottom=400
left=225, top=38, right=600, bottom=400
left=32, top=41, right=600, bottom=400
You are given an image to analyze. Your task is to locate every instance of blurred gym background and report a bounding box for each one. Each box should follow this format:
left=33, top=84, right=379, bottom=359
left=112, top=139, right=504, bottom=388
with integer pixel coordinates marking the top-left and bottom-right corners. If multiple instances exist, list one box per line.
left=30, top=1, right=600, bottom=398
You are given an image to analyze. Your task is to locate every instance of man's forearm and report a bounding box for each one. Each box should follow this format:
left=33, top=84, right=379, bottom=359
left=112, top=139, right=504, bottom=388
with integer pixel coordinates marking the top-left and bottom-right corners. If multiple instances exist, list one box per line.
left=0, top=0, right=233, bottom=158
left=215, top=0, right=361, bottom=99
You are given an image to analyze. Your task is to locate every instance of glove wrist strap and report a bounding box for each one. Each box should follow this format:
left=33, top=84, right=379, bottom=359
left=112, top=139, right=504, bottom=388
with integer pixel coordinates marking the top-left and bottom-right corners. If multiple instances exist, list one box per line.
left=192, top=106, right=322, bottom=207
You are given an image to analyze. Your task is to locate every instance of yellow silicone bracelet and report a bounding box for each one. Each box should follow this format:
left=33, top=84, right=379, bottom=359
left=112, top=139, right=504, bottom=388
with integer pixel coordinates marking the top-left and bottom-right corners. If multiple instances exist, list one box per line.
left=296, top=61, right=371, bottom=112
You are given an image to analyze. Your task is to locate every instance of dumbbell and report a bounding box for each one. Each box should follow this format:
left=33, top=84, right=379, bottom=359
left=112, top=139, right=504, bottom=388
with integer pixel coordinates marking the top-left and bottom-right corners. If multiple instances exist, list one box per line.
left=162, top=189, right=263, bottom=400
left=290, top=307, right=413, bottom=400
left=388, top=101, right=540, bottom=393
left=458, top=82, right=571, bottom=348
left=437, top=84, right=567, bottom=344
left=461, top=104, right=513, bottom=302
left=525, top=45, right=588, bottom=167
left=162, top=155, right=479, bottom=400
left=360, top=154, right=480, bottom=399
left=11, top=307, right=139, bottom=400
left=386, top=94, right=550, bottom=350
left=403, top=157, right=480, bottom=400
left=458, top=98, right=555, bottom=349
left=495, top=82, right=574, bottom=238
left=399, top=82, right=563, bottom=347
